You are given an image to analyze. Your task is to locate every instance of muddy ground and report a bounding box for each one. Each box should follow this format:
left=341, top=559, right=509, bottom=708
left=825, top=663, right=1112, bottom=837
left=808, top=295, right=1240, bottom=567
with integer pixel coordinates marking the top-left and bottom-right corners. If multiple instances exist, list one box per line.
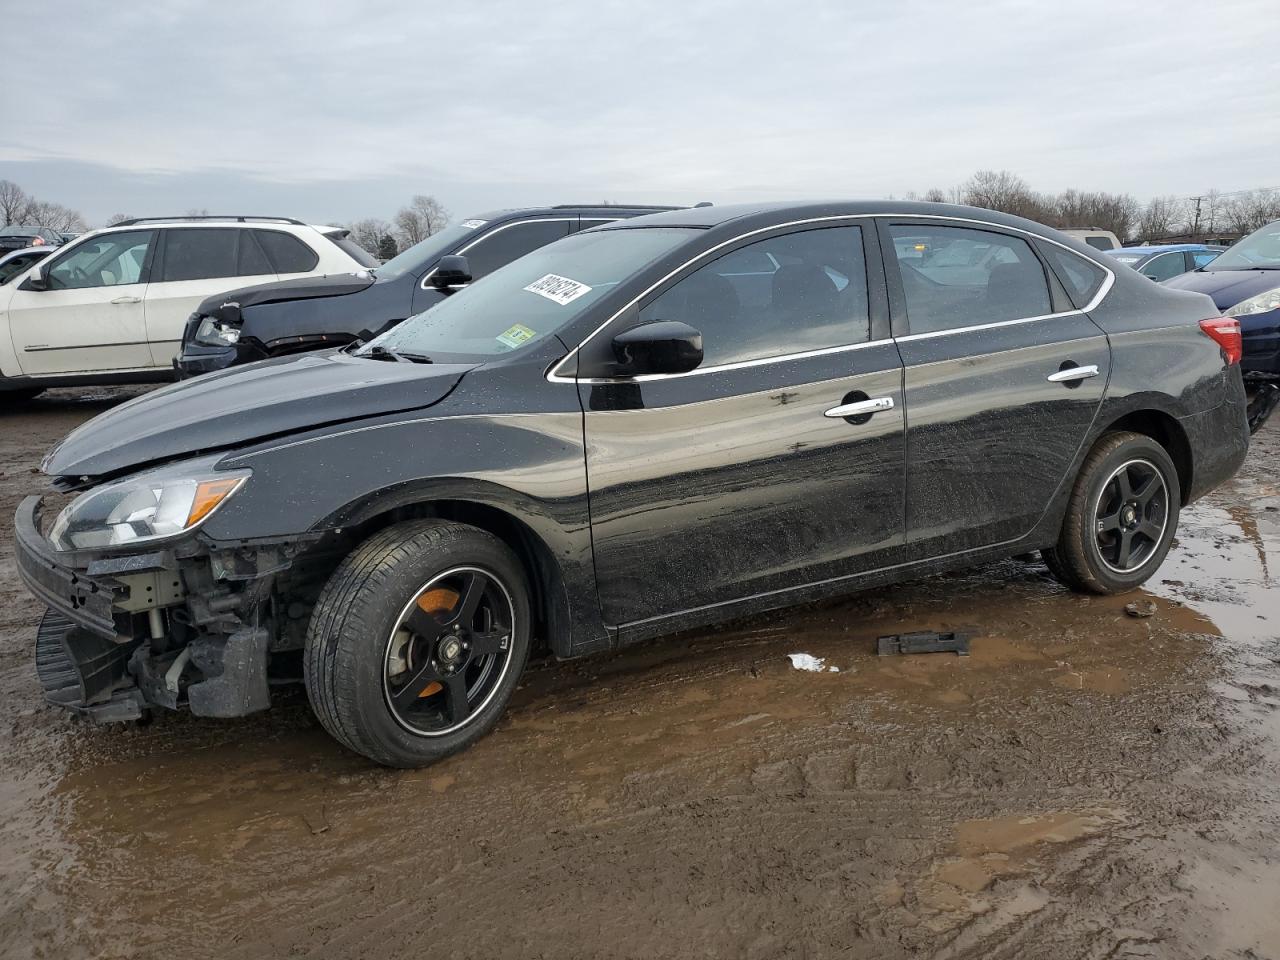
left=1, top=388, right=1277, bottom=960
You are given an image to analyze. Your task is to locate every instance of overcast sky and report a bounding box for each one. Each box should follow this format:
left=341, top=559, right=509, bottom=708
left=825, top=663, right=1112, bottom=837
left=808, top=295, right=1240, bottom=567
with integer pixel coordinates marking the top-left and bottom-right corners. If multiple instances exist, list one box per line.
left=3, top=0, right=1277, bottom=227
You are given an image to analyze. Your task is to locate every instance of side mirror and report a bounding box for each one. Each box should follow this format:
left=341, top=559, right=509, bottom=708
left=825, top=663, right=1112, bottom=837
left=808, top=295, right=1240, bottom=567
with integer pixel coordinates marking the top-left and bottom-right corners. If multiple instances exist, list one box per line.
left=611, top=320, right=703, bottom=376
left=430, top=255, right=472, bottom=290
left=22, top=263, right=50, bottom=291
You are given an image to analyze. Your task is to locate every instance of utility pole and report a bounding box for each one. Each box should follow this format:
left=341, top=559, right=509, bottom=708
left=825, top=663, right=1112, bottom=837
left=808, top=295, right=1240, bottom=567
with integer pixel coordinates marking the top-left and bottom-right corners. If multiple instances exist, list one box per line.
left=1190, top=196, right=1205, bottom=238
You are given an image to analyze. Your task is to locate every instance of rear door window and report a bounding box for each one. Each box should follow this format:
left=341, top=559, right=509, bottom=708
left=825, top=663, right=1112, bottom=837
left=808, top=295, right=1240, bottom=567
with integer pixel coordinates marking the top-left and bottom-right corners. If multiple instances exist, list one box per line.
left=1140, top=251, right=1185, bottom=282
left=459, top=220, right=571, bottom=278
left=236, top=229, right=274, bottom=276
left=159, top=229, right=238, bottom=281
left=254, top=229, right=319, bottom=274
left=887, top=224, right=1052, bottom=333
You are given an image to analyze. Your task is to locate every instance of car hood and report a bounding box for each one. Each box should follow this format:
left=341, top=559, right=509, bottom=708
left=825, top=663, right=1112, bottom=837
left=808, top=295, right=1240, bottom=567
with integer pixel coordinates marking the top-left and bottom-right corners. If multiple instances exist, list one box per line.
left=194, top=272, right=377, bottom=314
left=1163, top=269, right=1280, bottom=311
left=43, top=351, right=474, bottom=480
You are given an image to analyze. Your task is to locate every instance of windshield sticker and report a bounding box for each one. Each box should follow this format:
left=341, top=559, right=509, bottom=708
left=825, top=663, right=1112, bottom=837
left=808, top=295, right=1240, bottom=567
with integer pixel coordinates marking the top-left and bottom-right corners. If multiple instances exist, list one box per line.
left=496, top=323, right=537, bottom=349
left=459, top=219, right=487, bottom=229
left=523, top=273, right=593, bottom=306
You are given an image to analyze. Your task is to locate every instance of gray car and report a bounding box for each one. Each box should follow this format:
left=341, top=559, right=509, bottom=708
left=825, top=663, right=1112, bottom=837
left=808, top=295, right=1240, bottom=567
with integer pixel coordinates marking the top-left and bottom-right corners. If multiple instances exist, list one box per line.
left=0, top=245, right=56, bottom=285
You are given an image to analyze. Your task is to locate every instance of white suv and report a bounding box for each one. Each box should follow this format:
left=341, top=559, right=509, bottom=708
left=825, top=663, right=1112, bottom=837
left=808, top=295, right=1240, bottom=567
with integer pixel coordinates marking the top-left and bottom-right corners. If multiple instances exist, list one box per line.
left=0, top=216, right=376, bottom=400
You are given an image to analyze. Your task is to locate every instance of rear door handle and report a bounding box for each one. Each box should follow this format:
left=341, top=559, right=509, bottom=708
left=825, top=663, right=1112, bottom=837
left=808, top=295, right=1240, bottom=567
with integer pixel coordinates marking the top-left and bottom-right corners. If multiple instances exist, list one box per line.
left=1047, top=364, right=1099, bottom=383
left=110, top=296, right=141, bottom=305
left=824, top=396, right=895, bottom=419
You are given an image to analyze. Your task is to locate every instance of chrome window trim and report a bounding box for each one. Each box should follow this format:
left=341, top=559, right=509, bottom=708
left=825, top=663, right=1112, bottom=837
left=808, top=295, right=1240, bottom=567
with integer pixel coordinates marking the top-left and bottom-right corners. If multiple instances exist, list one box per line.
left=545, top=212, right=1116, bottom=384
left=567, top=337, right=894, bottom=385
left=419, top=217, right=578, bottom=290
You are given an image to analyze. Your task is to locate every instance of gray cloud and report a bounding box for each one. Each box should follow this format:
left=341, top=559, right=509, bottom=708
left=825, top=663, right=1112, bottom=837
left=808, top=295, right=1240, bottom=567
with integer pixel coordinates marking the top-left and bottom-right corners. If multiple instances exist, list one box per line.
left=3, top=0, right=1277, bottom=226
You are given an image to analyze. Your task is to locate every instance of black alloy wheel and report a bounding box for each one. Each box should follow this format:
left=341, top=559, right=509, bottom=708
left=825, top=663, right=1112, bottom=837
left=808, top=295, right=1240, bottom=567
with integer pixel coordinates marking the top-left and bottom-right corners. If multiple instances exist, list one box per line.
left=383, top=567, right=516, bottom=736
left=1092, top=459, right=1169, bottom=574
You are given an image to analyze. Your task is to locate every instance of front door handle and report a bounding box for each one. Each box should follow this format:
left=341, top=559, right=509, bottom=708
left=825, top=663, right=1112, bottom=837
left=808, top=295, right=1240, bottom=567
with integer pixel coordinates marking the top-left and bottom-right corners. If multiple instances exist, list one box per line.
left=110, top=296, right=142, bottom=305
left=824, top=396, right=895, bottom=419
left=1047, top=364, right=1099, bottom=384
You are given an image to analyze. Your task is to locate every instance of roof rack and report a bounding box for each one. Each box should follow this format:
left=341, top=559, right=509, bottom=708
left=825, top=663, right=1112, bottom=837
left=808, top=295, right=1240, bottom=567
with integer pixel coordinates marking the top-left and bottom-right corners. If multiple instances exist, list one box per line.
left=109, top=215, right=308, bottom=227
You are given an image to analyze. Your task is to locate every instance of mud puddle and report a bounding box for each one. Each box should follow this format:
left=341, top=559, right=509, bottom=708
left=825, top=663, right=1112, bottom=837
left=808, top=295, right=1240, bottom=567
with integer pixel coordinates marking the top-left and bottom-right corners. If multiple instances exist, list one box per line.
left=1, top=391, right=1278, bottom=959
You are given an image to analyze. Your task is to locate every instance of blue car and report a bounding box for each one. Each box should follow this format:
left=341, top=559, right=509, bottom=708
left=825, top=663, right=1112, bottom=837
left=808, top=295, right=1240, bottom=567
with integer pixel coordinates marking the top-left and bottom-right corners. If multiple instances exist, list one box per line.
left=1165, top=222, right=1280, bottom=432
left=1104, top=243, right=1224, bottom=282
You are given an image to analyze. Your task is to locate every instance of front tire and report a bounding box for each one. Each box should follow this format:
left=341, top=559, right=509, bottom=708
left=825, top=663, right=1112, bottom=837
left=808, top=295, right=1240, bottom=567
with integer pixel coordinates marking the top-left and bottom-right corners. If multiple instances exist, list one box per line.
left=1043, top=431, right=1181, bottom=595
left=304, top=520, right=531, bottom=767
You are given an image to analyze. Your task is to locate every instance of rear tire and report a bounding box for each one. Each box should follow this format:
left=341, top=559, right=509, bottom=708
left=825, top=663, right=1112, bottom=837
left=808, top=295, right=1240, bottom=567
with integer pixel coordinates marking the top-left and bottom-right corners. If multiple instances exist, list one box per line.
left=1042, top=431, right=1181, bottom=595
left=1245, top=381, right=1279, bottom=435
left=304, top=520, right=531, bottom=767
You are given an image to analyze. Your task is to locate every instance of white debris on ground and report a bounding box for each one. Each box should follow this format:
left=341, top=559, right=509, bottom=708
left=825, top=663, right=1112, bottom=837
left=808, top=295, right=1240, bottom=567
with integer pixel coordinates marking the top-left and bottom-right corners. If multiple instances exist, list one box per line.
left=787, top=653, right=840, bottom=673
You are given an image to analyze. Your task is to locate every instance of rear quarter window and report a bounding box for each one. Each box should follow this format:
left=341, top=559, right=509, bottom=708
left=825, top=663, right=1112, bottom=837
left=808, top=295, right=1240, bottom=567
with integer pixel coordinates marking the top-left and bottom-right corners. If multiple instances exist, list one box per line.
left=1039, top=244, right=1108, bottom=308
left=254, top=230, right=319, bottom=274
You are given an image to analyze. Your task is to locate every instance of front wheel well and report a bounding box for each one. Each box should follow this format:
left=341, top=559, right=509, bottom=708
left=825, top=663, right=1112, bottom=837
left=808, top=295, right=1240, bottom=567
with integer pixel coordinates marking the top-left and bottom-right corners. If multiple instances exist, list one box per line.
left=284, top=499, right=569, bottom=658
left=1096, top=409, right=1192, bottom=502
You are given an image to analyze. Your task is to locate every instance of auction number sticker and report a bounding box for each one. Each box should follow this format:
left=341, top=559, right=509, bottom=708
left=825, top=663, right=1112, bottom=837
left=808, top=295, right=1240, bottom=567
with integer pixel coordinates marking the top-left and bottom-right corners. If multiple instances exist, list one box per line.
left=459, top=219, right=487, bottom=229
left=496, top=323, right=537, bottom=349
left=523, top=273, right=593, bottom=306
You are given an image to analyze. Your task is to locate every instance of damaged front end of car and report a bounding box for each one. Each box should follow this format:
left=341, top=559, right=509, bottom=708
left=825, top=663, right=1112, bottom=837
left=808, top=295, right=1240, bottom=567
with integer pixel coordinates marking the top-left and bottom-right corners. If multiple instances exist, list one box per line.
left=15, top=468, right=318, bottom=723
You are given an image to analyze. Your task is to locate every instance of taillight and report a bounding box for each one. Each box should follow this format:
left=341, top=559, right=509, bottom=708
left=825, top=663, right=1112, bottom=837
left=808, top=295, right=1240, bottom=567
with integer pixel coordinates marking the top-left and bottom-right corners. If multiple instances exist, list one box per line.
left=1199, top=317, right=1242, bottom=365
left=31, top=236, right=45, bottom=246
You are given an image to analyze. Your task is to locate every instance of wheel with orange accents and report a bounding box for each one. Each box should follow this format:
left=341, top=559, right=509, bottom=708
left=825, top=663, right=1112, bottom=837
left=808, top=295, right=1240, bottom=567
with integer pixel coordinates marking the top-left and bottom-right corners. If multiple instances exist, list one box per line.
left=304, top=519, right=531, bottom=767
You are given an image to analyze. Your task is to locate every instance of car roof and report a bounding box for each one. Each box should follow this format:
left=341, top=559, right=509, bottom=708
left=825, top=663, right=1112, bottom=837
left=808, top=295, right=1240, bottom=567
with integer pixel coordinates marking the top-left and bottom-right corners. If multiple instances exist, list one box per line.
left=600, top=200, right=1079, bottom=238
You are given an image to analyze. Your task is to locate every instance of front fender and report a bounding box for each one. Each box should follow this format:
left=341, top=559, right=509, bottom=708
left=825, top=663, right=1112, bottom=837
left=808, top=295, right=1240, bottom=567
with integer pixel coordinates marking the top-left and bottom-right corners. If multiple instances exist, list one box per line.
left=203, top=408, right=603, bottom=656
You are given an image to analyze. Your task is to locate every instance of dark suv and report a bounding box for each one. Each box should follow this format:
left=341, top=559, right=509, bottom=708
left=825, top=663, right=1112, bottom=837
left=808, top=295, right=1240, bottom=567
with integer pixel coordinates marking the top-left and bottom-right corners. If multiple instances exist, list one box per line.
left=175, top=204, right=678, bottom=377
left=0, top=224, right=62, bottom=253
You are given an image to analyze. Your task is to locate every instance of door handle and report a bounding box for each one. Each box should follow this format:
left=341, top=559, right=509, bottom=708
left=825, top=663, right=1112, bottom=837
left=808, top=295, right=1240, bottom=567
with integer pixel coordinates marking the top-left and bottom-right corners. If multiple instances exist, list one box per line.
left=1046, top=364, right=1099, bottom=383
left=824, top=396, right=895, bottom=419
left=110, top=296, right=141, bottom=305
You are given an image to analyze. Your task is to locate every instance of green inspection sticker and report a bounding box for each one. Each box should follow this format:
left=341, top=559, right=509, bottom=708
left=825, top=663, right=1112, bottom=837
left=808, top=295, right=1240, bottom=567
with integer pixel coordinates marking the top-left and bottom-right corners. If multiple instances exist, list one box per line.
left=496, top=323, right=536, bottom=348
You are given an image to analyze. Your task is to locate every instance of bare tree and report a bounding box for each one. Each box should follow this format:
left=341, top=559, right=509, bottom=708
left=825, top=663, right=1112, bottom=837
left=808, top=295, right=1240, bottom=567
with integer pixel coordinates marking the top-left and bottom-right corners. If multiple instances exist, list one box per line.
left=1136, top=196, right=1185, bottom=241
left=923, top=188, right=948, bottom=203
left=1049, top=190, right=1139, bottom=240
left=28, top=201, right=87, bottom=233
left=0, top=180, right=32, bottom=225
left=393, top=195, right=450, bottom=248
left=347, top=217, right=394, bottom=256
left=958, top=170, right=1051, bottom=221
left=105, top=213, right=136, bottom=226
left=1220, top=188, right=1280, bottom=234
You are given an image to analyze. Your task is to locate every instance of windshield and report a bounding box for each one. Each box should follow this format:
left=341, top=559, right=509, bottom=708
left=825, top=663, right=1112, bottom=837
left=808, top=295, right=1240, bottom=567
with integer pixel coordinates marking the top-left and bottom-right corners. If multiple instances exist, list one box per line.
left=360, top=227, right=695, bottom=361
left=373, top=223, right=483, bottom=280
left=1207, top=222, right=1280, bottom=270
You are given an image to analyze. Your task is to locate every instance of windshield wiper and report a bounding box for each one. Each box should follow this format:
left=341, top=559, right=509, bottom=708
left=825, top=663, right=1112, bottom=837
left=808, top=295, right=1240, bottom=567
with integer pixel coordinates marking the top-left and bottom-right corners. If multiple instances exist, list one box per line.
left=366, top=345, right=407, bottom=362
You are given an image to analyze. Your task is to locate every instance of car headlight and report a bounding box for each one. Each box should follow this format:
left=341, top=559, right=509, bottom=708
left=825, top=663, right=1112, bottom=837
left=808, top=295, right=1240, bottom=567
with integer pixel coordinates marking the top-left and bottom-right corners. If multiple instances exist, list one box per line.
left=49, top=468, right=250, bottom=551
left=194, top=315, right=242, bottom=346
left=1225, top=286, right=1280, bottom=318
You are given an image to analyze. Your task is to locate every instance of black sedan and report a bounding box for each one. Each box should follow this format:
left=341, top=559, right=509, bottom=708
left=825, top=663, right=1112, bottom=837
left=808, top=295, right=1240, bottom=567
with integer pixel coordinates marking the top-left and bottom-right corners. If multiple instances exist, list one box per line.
left=15, top=201, right=1249, bottom=766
